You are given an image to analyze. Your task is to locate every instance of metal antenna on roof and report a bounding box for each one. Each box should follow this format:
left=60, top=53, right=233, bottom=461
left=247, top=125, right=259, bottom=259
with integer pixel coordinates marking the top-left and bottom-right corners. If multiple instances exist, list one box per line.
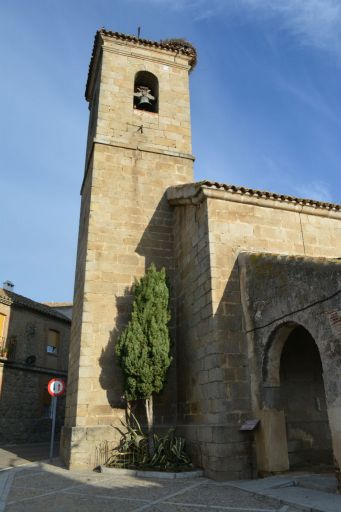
left=137, top=26, right=141, bottom=39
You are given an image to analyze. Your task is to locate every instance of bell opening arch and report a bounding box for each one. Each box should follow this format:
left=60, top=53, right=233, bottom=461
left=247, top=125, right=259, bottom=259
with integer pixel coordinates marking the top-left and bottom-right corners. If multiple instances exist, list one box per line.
left=133, top=71, right=159, bottom=113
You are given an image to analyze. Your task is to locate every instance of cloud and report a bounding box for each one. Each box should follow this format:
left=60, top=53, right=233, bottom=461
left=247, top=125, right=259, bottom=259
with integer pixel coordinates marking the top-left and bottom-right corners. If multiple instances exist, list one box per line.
left=238, top=0, right=341, bottom=55
left=293, top=180, right=334, bottom=202
left=273, top=73, right=341, bottom=127
left=140, top=0, right=341, bottom=57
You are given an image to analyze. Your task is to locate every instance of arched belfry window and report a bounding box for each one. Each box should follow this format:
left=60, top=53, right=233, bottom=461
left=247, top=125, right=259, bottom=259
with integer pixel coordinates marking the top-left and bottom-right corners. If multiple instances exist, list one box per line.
left=133, top=71, right=159, bottom=113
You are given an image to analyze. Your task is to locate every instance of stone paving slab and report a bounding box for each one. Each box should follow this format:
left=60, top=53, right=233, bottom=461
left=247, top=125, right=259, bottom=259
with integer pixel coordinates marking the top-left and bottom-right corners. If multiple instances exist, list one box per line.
left=168, top=483, right=282, bottom=510
left=62, top=476, right=196, bottom=501
left=0, top=462, right=301, bottom=512
left=0, top=443, right=54, bottom=471
left=230, top=474, right=341, bottom=512
left=295, top=475, right=337, bottom=494
left=0, top=455, right=336, bottom=512
left=263, top=487, right=341, bottom=512
left=6, top=493, right=143, bottom=512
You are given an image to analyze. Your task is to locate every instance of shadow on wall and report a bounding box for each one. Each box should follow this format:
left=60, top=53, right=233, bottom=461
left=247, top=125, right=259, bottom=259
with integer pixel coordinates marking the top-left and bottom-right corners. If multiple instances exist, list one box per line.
left=98, top=288, right=130, bottom=410
left=96, top=201, right=341, bottom=478
left=176, top=256, right=254, bottom=477
left=98, top=193, right=177, bottom=430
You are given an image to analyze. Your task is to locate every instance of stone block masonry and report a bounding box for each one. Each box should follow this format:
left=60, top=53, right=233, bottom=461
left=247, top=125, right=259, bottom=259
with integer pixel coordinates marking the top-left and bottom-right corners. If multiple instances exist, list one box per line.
left=62, top=29, right=341, bottom=479
left=61, top=31, right=195, bottom=469
left=168, top=182, right=341, bottom=479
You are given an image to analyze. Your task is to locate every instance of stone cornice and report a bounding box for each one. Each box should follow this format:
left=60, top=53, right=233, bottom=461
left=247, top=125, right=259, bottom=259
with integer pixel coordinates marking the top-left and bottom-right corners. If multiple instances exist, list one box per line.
left=86, top=29, right=195, bottom=102
left=102, top=40, right=190, bottom=70
left=167, top=182, right=341, bottom=220
left=80, top=138, right=195, bottom=195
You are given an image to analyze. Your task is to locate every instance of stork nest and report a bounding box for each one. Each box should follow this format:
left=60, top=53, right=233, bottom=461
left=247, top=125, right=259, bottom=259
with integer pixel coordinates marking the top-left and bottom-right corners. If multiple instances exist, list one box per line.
left=160, top=38, right=197, bottom=69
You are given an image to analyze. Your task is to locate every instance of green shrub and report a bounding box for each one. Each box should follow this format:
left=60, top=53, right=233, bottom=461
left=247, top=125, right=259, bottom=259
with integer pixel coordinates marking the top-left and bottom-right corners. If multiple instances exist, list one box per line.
left=106, top=414, right=192, bottom=471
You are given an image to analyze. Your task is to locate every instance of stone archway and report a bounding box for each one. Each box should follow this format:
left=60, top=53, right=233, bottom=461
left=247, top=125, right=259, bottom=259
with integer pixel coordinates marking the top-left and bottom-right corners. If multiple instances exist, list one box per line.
left=257, top=322, right=333, bottom=473
left=279, top=325, right=333, bottom=469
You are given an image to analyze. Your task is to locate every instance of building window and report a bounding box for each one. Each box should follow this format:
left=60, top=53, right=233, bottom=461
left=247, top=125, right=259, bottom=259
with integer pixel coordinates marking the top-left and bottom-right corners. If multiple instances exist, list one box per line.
left=47, top=329, right=60, bottom=355
left=133, top=71, right=159, bottom=113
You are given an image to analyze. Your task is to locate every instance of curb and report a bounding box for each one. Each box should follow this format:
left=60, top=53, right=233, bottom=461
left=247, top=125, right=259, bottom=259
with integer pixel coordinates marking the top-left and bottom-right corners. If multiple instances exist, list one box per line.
left=99, top=465, right=204, bottom=479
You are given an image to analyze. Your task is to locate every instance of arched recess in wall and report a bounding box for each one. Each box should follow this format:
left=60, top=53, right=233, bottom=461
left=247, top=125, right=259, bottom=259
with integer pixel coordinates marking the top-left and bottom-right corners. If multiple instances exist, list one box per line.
left=133, top=71, right=159, bottom=113
left=262, top=321, right=297, bottom=387
left=263, top=322, right=333, bottom=469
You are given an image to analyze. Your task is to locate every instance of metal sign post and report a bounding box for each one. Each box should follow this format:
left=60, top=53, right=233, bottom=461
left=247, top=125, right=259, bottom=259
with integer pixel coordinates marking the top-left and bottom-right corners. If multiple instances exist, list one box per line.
left=47, top=378, right=66, bottom=462
left=49, top=396, right=57, bottom=461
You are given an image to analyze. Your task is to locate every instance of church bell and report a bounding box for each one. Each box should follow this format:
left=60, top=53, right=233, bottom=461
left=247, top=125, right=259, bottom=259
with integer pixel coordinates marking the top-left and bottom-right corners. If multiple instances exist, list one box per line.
left=138, top=95, right=152, bottom=108
left=134, top=85, right=155, bottom=112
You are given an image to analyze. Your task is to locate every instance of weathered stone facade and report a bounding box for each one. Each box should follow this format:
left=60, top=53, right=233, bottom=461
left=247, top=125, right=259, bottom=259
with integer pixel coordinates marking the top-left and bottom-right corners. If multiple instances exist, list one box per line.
left=62, top=30, right=341, bottom=480
left=0, top=289, right=70, bottom=443
left=61, top=30, right=194, bottom=469
left=239, top=253, right=341, bottom=474
left=168, top=183, right=341, bottom=479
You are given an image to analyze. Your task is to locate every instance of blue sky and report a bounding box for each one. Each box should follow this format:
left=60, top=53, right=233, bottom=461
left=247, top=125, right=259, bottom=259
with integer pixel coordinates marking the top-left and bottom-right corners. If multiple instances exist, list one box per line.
left=1, top=0, right=341, bottom=302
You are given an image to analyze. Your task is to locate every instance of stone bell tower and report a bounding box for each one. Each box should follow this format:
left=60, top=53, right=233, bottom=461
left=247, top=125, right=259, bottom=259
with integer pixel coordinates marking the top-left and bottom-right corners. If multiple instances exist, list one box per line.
left=61, top=30, right=196, bottom=468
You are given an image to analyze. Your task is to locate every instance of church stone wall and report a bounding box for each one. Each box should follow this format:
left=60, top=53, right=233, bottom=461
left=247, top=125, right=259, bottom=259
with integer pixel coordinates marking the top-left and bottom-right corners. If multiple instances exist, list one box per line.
left=64, top=29, right=341, bottom=478
left=96, top=38, right=193, bottom=155
left=173, top=199, right=252, bottom=480
left=206, top=195, right=341, bottom=478
left=239, top=253, right=341, bottom=473
left=62, top=148, right=194, bottom=470
left=173, top=202, right=213, bottom=464
left=170, top=186, right=341, bottom=479
left=61, top=33, right=194, bottom=469
left=207, top=195, right=341, bottom=341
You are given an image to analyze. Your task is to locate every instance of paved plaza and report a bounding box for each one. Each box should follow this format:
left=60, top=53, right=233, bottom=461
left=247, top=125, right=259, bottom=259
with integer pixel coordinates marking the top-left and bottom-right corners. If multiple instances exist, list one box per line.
left=0, top=445, right=340, bottom=512
left=0, top=462, right=292, bottom=512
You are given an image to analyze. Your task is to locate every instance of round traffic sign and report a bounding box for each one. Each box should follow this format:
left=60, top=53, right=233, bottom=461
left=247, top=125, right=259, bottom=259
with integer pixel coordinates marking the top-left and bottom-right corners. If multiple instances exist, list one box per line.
left=47, top=378, right=65, bottom=397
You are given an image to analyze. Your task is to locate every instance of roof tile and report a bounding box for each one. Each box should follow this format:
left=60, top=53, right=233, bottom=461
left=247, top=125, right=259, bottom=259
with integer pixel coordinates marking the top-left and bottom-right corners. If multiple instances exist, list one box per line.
left=0, top=289, right=71, bottom=323
left=86, top=29, right=197, bottom=101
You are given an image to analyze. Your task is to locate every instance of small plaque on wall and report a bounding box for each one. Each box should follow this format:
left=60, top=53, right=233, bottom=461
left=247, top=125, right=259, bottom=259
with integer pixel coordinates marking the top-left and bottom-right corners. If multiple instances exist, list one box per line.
left=239, top=419, right=260, bottom=431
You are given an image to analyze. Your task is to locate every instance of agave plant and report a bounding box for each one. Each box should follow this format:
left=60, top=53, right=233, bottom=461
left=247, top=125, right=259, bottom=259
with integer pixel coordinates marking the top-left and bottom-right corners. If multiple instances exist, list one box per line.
left=106, top=414, right=148, bottom=468
left=106, top=414, right=192, bottom=470
left=150, top=429, right=192, bottom=469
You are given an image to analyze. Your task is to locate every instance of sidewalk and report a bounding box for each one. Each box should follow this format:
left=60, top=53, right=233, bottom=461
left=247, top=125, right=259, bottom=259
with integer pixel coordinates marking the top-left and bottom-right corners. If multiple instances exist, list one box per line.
left=0, top=443, right=57, bottom=471
left=0, top=444, right=339, bottom=512
left=231, top=473, right=341, bottom=512
left=0, top=461, right=295, bottom=512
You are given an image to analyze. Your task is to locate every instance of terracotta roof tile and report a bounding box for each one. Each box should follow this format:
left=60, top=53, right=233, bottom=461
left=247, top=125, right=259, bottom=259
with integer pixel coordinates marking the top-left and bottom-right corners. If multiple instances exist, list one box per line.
left=0, top=289, right=71, bottom=323
left=198, top=180, right=341, bottom=211
left=86, top=29, right=197, bottom=101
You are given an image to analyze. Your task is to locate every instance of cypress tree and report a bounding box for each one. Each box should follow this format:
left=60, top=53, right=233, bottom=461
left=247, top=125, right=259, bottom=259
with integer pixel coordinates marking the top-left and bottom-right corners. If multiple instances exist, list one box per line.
left=115, top=264, right=171, bottom=454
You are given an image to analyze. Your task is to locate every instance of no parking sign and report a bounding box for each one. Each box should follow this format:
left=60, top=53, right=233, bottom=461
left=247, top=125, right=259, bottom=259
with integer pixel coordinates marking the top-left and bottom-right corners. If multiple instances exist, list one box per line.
left=47, top=378, right=65, bottom=397
left=47, top=378, right=65, bottom=460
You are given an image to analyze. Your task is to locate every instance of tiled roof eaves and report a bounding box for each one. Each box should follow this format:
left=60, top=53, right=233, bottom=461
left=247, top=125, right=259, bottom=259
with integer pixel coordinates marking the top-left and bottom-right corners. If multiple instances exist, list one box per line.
left=85, top=29, right=197, bottom=101
left=43, top=302, right=73, bottom=307
left=199, top=181, right=341, bottom=211
left=0, top=290, right=71, bottom=323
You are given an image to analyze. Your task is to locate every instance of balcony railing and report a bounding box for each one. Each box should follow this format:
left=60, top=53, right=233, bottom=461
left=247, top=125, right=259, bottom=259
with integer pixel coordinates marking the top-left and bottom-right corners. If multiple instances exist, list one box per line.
left=0, top=336, right=17, bottom=360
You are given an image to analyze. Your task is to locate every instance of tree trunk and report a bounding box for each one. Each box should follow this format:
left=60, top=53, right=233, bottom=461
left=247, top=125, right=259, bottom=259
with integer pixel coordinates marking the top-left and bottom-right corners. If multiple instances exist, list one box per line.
left=126, top=401, right=137, bottom=423
left=145, top=395, right=154, bottom=457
